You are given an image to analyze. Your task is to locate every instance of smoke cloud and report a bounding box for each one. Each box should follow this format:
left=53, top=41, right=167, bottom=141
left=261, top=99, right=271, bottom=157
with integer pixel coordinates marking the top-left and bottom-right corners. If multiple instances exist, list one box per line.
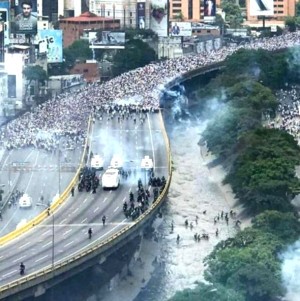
left=281, top=240, right=300, bottom=301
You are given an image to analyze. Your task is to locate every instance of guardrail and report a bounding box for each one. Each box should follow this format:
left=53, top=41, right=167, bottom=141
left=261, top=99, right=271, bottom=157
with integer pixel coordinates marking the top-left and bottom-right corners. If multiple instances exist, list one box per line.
left=0, top=110, right=172, bottom=296
left=0, top=116, right=92, bottom=246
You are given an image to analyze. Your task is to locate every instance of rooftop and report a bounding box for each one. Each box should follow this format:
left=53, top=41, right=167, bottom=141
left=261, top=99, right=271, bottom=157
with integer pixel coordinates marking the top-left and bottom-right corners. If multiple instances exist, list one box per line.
left=60, top=11, right=112, bottom=22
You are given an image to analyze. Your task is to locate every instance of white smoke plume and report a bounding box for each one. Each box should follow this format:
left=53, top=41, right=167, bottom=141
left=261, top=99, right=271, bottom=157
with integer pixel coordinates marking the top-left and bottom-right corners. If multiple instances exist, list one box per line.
left=281, top=240, right=300, bottom=301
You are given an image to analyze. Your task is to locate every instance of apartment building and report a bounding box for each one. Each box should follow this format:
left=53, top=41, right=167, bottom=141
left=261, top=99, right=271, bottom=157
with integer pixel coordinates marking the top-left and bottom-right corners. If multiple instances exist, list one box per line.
left=246, top=0, right=296, bottom=26
left=169, top=0, right=221, bottom=21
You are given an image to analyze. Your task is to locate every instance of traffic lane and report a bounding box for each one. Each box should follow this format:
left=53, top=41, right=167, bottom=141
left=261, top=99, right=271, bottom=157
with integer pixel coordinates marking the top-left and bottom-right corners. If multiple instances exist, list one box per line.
left=0, top=215, right=134, bottom=285
left=0, top=168, right=76, bottom=236
left=1, top=178, right=132, bottom=261
left=0, top=144, right=83, bottom=234
left=0, top=197, right=133, bottom=286
left=17, top=177, right=133, bottom=254
left=0, top=112, right=169, bottom=284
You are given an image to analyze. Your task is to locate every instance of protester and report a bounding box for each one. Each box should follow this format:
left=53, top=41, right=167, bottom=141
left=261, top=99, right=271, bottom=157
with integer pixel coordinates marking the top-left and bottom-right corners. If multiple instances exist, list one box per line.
left=0, top=31, right=299, bottom=150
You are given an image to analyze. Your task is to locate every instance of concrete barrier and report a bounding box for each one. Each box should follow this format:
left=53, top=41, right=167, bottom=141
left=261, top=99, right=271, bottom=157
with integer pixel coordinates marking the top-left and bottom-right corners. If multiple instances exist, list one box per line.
left=0, top=117, right=92, bottom=246
left=0, top=110, right=172, bottom=295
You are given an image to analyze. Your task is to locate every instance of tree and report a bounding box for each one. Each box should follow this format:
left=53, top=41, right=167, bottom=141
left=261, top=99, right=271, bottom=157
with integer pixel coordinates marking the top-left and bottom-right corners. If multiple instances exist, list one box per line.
left=170, top=283, right=245, bottom=301
left=252, top=210, right=300, bottom=243
left=214, top=14, right=226, bottom=35
left=205, top=228, right=285, bottom=301
left=221, top=1, right=243, bottom=28
left=112, top=39, right=156, bottom=76
left=23, top=65, right=48, bottom=99
left=223, top=49, right=289, bottom=89
left=64, top=39, right=93, bottom=69
left=224, top=128, right=300, bottom=213
left=285, top=16, right=297, bottom=32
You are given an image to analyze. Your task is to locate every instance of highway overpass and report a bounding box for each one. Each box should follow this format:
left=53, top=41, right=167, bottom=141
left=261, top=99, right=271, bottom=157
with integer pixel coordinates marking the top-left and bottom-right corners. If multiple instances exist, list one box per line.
left=0, top=109, right=171, bottom=300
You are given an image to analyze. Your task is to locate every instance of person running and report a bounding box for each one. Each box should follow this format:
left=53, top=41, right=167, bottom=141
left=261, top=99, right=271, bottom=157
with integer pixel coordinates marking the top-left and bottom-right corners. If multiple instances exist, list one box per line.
left=20, top=262, right=25, bottom=275
left=88, top=227, right=93, bottom=239
left=102, top=215, right=106, bottom=226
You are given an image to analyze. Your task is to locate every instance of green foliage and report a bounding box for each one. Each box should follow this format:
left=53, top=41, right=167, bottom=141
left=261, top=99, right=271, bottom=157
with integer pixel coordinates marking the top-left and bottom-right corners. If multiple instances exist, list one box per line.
left=170, top=283, right=245, bottom=301
left=205, top=228, right=285, bottom=301
left=252, top=210, right=300, bottom=243
left=221, top=1, right=243, bottom=28
left=202, top=106, right=261, bottom=158
left=224, top=128, right=300, bottom=213
left=285, top=16, right=297, bottom=32
left=48, top=39, right=95, bottom=76
left=112, top=39, right=156, bottom=76
left=170, top=44, right=300, bottom=301
left=63, top=39, right=93, bottom=70
left=228, top=79, right=277, bottom=111
left=123, top=28, right=158, bottom=40
left=224, top=49, right=289, bottom=89
left=202, top=78, right=277, bottom=159
left=23, top=65, right=48, bottom=84
left=297, top=2, right=300, bottom=16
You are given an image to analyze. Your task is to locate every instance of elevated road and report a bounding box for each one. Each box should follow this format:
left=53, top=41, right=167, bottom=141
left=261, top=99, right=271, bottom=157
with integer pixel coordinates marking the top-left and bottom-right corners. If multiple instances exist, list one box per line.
left=0, top=110, right=170, bottom=300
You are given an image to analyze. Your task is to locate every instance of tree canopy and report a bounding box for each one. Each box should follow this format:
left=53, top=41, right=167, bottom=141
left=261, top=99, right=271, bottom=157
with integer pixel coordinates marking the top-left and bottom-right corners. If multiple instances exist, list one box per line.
left=23, top=65, right=48, bottom=84
left=112, top=39, right=156, bottom=76
left=223, top=48, right=289, bottom=89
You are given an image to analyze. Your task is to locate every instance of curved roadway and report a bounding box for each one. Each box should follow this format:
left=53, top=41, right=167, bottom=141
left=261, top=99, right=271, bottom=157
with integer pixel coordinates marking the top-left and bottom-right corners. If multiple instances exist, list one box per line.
left=0, top=110, right=168, bottom=292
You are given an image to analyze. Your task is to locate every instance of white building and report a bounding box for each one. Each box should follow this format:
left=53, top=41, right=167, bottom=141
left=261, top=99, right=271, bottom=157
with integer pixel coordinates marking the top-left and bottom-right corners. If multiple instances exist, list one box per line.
left=89, top=0, right=149, bottom=29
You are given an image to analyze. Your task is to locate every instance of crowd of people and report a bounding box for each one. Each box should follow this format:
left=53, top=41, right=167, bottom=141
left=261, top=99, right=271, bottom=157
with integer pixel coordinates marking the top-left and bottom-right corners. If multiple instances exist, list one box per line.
left=0, top=31, right=300, bottom=150
left=268, top=86, right=300, bottom=142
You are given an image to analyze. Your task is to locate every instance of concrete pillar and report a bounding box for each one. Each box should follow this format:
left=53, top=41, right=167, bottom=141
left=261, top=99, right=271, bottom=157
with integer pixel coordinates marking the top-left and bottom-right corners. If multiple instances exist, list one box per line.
left=34, top=284, right=46, bottom=297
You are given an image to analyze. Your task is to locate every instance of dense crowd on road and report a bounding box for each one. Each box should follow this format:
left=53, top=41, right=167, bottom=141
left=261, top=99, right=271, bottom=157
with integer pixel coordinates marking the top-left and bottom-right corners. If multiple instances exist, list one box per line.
left=1, top=31, right=300, bottom=150
left=268, top=86, right=300, bottom=142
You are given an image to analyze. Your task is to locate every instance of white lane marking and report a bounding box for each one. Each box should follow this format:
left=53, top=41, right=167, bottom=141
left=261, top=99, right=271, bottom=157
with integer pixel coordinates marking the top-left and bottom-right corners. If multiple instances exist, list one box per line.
left=73, top=208, right=79, bottom=214
left=147, top=113, right=156, bottom=172
left=64, top=241, right=74, bottom=248
left=36, top=222, right=134, bottom=227
left=113, top=206, right=119, bottom=212
left=59, top=219, right=67, bottom=225
left=83, top=198, right=87, bottom=203
left=122, top=197, right=126, bottom=202
left=81, top=218, right=87, bottom=223
left=25, top=151, right=40, bottom=193
left=103, top=198, right=107, bottom=203
left=0, top=256, right=3, bottom=259
left=12, top=255, right=26, bottom=263
left=63, top=229, right=72, bottom=236
left=18, top=242, right=30, bottom=249
left=2, top=270, right=17, bottom=278
left=42, top=230, right=51, bottom=236
left=94, top=207, right=99, bottom=213
left=35, top=255, right=49, bottom=263
left=42, top=241, right=52, bottom=248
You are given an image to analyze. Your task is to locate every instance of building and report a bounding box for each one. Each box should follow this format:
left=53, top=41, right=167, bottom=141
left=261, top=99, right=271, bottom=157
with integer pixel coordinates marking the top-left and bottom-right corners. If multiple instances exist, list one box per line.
left=37, top=0, right=87, bottom=22
left=169, top=0, right=221, bottom=22
left=70, top=61, right=100, bottom=83
left=48, top=74, right=85, bottom=97
left=59, top=11, right=121, bottom=47
left=89, top=0, right=145, bottom=28
left=245, top=0, right=296, bottom=27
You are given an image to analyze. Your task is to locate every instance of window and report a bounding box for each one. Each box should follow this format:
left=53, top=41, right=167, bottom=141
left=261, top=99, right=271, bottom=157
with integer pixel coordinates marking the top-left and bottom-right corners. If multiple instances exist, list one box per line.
left=173, top=3, right=181, bottom=7
left=7, top=75, right=16, bottom=98
left=84, top=69, right=88, bottom=73
left=188, top=0, right=193, bottom=19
